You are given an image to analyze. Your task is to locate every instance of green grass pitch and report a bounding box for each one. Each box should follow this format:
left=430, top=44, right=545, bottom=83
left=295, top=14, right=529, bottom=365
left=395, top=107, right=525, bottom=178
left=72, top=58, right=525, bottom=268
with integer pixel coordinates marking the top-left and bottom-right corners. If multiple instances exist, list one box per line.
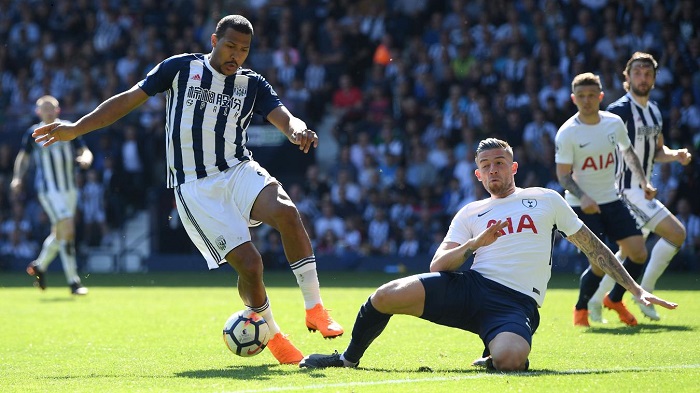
left=1, top=270, right=699, bottom=392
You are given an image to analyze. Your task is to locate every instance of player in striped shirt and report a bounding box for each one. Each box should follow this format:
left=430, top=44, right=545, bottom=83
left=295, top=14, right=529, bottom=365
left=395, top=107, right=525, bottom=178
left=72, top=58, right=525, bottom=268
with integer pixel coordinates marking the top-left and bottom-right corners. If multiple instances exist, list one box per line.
left=555, top=73, right=656, bottom=327
left=298, top=138, right=676, bottom=371
left=31, top=15, right=343, bottom=364
left=588, top=53, right=692, bottom=322
left=11, top=95, right=93, bottom=295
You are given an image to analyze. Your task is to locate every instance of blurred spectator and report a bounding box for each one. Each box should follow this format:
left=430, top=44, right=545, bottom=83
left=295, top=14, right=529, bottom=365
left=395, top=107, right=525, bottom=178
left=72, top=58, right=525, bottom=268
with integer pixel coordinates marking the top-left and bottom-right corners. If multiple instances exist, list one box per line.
left=406, top=145, right=438, bottom=189
left=397, top=225, right=420, bottom=257
left=674, top=197, right=700, bottom=270
left=120, top=125, right=147, bottom=213
left=78, top=169, right=108, bottom=247
left=331, top=74, right=364, bottom=123
left=260, top=230, right=287, bottom=270
left=315, top=229, right=339, bottom=257
left=315, top=200, right=345, bottom=240
left=523, top=109, right=557, bottom=154
left=366, top=207, right=393, bottom=256
left=653, top=163, right=680, bottom=207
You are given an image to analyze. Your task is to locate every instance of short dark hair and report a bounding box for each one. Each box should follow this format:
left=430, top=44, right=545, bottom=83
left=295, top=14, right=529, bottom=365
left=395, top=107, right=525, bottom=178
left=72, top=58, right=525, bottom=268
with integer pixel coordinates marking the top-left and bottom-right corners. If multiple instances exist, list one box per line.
left=215, top=15, right=254, bottom=38
left=571, top=72, right=602, bottom=92
left=475, top=138, right=513, bottom=163
left=623, top=52, right=658, bottom=91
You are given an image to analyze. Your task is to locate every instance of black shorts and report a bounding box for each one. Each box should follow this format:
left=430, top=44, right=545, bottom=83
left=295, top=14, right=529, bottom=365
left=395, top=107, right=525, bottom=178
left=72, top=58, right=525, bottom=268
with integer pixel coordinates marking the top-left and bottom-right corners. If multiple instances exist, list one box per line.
left=573, top=199, right=641, bottom=243
left=418, top=271, right=540, bottom=349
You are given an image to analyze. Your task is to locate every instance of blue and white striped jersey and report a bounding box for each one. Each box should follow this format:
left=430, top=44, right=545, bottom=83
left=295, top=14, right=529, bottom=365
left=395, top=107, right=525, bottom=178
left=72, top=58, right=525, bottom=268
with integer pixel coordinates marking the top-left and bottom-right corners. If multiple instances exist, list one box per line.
left=607, top=93, right=664, bottom=190
left=138, top=53, right=283, bottom=188
left=21, top=119, right=84, bottom=194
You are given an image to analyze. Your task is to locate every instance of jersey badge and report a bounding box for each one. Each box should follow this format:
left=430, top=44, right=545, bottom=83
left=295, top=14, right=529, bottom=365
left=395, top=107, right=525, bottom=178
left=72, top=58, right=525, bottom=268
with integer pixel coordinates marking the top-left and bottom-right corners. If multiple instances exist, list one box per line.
left=216, top=235, right=227, bottom=250
left=608, top=133, right=616, bottom=146
left=522, top=199, right=537, bottom=209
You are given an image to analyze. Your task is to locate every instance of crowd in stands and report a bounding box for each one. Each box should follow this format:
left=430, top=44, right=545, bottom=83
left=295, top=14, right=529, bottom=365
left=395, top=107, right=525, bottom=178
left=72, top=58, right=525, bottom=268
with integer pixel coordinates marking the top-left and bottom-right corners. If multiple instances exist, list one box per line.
left=0, top=0, right=699, bottom=270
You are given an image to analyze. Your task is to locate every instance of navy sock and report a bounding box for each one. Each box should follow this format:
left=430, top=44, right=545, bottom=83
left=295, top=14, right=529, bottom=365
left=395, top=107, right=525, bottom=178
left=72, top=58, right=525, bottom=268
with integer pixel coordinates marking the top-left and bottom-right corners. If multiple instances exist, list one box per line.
left=608, top=259, right=645, bottom=302
left=343, top=297, right=392, bottom=364
left=575, top=267, right=603, bottom=310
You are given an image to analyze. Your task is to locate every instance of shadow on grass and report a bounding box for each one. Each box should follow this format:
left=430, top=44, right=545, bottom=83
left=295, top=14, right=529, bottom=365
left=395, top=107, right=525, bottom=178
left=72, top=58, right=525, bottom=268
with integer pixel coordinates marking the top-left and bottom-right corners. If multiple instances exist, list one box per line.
left=38, top=297, right=80, bottom=303
left=176, top=364, right=300, bottom=380
left=585, top=324, right=694, bottom=334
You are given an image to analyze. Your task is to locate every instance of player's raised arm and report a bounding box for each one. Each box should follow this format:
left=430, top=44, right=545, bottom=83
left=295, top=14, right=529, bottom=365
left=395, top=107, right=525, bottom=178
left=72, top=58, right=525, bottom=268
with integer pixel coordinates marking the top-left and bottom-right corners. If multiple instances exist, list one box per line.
left=566, top=224, right=677, bottom=310
left=33, top=85, right=150, bottom=147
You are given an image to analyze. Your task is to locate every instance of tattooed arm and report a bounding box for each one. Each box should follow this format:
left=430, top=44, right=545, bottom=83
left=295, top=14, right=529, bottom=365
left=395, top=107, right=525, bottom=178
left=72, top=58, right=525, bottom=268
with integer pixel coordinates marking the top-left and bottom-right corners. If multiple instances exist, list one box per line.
left=430, top=220, right=508, bottom=272
left=556, top=163, right=600, bottom=214
left=566, top=224, right=678, bottom=310
left=622, top=146, right=657, bottom=199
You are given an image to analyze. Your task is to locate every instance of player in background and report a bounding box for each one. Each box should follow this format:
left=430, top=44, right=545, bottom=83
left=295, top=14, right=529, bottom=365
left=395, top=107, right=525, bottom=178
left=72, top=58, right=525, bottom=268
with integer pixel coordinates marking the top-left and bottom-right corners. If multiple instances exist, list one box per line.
left=11, top=95, right=93, bottom=295
left=297, top=138, right=676, bottom=371
left=588, top=52, right=692, bottom=322
left=31, top=15, right=343, bottom=365
left=555, top=73, right=656, bottom=327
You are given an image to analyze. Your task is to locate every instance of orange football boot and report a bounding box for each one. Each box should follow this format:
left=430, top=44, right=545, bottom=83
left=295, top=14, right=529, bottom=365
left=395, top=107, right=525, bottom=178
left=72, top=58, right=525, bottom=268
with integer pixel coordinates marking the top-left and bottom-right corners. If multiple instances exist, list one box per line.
left=603, top=294, right=638, bottom=326
left=267, top=333, right=304, bottom=365
left=305, top=304, right=344, bottom=338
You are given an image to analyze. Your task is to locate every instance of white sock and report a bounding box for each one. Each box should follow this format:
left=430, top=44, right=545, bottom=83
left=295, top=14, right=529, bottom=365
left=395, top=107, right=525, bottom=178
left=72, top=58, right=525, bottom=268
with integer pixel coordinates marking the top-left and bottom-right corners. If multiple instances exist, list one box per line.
left=339, top=353, right=358, bottom=367
left=248, top=298, right=281, bottom=335
left=590, top=274, right=616, bottom=304
left=290, top=256, right=322, bottom=309
left=589, top=250, right=622, bottom=303
left=640, top=238, right=679, bottom=292
left=35, top=234, right=59, bottom=270
left=59, top=240, right=80, bottom=285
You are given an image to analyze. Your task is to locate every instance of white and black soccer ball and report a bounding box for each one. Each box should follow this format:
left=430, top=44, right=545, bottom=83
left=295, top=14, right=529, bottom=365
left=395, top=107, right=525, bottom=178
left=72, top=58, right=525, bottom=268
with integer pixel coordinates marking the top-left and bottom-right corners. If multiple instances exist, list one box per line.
left=223, top=310, right=270, bottom=357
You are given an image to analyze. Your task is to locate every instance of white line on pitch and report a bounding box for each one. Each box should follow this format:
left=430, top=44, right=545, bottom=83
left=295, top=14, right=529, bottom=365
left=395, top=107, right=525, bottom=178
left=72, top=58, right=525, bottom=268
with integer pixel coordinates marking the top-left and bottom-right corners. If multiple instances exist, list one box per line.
left=233, top=363, right=700, bottom=393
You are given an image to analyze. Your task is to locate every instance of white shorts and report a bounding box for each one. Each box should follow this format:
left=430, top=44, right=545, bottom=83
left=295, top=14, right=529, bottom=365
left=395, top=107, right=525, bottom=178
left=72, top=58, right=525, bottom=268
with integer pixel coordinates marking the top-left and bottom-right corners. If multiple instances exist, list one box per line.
left=174, top=160, right=278, bottom=269
left=620, top=188, right=671, bottom=232
left=38, top=190, right=77, bottom=224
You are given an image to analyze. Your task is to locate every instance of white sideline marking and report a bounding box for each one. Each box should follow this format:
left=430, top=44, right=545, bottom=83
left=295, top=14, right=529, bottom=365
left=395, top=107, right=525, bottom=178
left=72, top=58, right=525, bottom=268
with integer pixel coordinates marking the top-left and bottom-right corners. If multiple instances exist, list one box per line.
left=234, top=364, right=700, bottom=393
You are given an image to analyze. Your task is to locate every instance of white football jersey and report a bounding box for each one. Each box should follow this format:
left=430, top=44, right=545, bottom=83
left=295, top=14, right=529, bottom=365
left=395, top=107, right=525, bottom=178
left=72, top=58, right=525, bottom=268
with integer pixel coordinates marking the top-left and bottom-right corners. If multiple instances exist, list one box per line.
left=555, top=111, right=631, bottom=206
left=444, top=187, right=583, bottom=306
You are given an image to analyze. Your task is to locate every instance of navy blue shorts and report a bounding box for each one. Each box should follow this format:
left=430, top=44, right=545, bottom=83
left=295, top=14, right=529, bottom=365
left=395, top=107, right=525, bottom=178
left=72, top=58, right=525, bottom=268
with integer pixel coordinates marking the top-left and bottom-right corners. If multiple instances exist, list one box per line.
left=418, top=271, right=540, bottom=349
left=573, top=199, right=641, bottom=243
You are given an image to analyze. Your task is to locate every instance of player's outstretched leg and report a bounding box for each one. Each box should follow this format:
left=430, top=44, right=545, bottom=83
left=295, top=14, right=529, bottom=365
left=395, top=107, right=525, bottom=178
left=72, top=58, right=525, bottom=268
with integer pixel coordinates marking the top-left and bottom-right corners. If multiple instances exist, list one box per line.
left=255, top=184, right=345, bottom=338
left=250, top=298, right=304, bottom=364
left=300, top=296, right=391, bottom=368
left=290, top=256, right=344, bottom=338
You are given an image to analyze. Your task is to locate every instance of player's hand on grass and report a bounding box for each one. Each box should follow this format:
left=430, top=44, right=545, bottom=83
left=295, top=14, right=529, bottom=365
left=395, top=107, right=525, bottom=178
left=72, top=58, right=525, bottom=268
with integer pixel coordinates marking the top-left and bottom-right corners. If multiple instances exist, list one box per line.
left=635, top=289, right=678, bottom=310
left=32, top=122, right=79, bottom=146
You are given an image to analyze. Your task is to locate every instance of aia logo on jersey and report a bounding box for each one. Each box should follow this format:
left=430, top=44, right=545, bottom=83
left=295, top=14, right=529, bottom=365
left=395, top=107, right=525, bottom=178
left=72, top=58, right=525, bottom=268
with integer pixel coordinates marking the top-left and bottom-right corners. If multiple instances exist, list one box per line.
left=580, top=152, right=615, bottom=171
left=487, top=215, right=538, bottom=235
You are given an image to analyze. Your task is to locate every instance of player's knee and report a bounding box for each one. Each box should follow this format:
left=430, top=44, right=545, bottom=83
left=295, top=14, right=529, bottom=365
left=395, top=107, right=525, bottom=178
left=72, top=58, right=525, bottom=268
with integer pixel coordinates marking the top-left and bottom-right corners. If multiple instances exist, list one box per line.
left=628, top=248, right=648, bottom=263
left=270, top=201, right=302, bottom=229
left=370, top=282, right=400, bottom=312
left=667, top=225, right=686, bottom=247
left=491, top=351, right=528, bottom=372
left=227, top=250, right=264, bottom=280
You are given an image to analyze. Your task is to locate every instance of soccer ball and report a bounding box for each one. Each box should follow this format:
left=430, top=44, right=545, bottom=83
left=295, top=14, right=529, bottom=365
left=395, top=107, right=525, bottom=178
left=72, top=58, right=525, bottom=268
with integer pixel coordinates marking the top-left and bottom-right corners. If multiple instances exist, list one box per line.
left=222, top=310, right=270, bottom=357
